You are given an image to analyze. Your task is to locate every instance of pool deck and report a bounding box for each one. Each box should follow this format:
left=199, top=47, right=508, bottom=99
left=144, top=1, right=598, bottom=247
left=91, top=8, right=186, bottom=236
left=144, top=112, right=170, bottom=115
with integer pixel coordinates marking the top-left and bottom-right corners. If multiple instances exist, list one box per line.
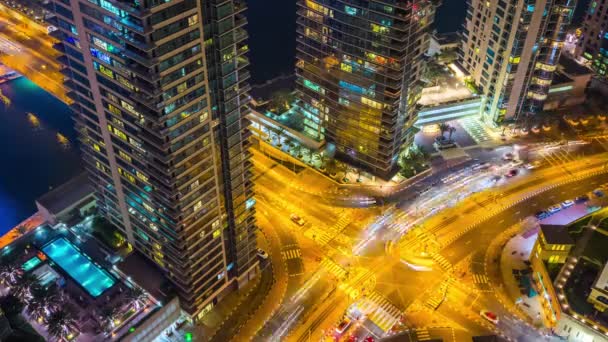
left=0, top=211, right=44, bottom=249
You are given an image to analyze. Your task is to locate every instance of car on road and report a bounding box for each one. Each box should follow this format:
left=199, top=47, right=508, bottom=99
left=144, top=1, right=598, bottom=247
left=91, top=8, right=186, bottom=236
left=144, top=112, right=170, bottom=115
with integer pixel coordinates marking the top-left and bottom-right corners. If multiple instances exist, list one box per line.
left=290, top=214, right=306, bottom=226
left=535, top=211, right=549, bottom=220
left=561, top=200, right=574, bottom=208
left=256, top=248, right=268, bottom=260
left=524, top=161, right=541, bottom=170
left=335, top=317, right=352, bottom=334
left=505, top=169, right=518, bottom=178
left=574, top=195, right=590, bottom=203
left=547, top=205, right=561, bottom=214
left=480, top=310, right=499, bottom=324
left=593, top=189, right=605, bottom=198
left=502, top=152, right=514, bottom=161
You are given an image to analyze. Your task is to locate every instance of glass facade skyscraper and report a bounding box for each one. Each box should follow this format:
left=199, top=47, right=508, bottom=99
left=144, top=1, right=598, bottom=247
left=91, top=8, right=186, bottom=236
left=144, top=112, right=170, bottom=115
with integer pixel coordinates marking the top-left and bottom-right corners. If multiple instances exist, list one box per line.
left=461, top=0, right=575, bottom=124
left=49, top=0, right=257, bottom=319
left=296, top=0, right=436, bottom=178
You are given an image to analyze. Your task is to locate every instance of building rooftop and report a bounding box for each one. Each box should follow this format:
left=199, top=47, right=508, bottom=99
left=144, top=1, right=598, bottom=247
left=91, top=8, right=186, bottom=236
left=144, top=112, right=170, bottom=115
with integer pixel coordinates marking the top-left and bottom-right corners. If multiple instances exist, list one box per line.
left=593, top=263, right=608, bottom=293
left=540, top=224, right=575, bottom=245
left=433, top=32, right=460, bottom=45
left=559, top=55, right=593, bottom=76
left=35, top=173, right=94, bottom=215
left=117, top=251, right=171, bottom=302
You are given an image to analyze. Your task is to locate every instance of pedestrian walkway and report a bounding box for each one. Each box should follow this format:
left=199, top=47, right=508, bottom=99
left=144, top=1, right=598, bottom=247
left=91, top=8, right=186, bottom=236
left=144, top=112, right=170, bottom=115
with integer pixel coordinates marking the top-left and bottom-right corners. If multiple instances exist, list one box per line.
left=425, top=277, right=454, bottom=310
left=304, top=227, right=333, bottom=246
left=459, top=117, right=493, bottom=144
left=281, top=249, right=301, bottom=260
left=538, top=148, right=575, bottom=166
left=431, top=253, right=453, bottom=272
left=329, top=212, right=351, bottom=233
left=357, top=291, right=402, bottom=333
left=472, top=274, right=489, bottom=284
left=415, top=328, right=432, bottom=341
left=320, top=257, right=347, bottom=279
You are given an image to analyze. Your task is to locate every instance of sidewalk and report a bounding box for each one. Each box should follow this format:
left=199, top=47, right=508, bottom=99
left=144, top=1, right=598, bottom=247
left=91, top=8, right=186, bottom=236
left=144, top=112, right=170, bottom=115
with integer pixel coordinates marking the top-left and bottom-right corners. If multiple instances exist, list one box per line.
left=499, top=224, right=550, bottom=328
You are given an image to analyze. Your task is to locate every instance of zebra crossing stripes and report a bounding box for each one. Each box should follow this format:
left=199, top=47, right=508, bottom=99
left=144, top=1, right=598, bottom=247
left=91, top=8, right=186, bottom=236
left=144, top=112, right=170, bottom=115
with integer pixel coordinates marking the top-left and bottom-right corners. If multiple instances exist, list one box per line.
left=304, top=228, right=332, bottom=246
left=425, top=295, right=444, bottom=310
left=416, top=328, right=431, bottom=341
left=473, top=274, right=489, bottom=284
left=329, top=213, right=351, bottom=233
left=357, top=292, right=402, bottom=332
left=431, top=253, right=453, bottom=271
left=320, top=258, right=347, bottom=279
left=281, top=249, right=301, bottom=260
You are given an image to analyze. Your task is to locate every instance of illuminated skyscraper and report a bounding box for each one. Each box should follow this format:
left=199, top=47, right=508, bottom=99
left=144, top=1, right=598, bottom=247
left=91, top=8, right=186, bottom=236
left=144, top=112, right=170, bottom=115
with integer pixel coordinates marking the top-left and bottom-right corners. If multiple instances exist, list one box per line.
left=49, top=0, right=257, bottom=319
left=576, top=0, right=608, bottom=76
left=296, top=0, right=436, bottom=178
left=461, top=0, right=576, bottom=124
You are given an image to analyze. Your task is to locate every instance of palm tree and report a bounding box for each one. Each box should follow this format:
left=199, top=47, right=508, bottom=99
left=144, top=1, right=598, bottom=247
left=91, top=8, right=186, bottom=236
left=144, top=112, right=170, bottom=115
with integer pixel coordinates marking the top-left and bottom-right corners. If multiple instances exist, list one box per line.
left=0, top=255, right=20, bottom=285
left=125, top=286, right=148, bottom=311
left=27, top=285, right=62, bottom=321
left=438, top=123, right=449, bottom=139
left=46, top=307, right=77, bottom=341
left=12, top=272, right=39, bottom=301
left=0, top=293, right=24, bottom=316
left=100, top=305, right=120, bottom=331
left=14, top=225, right=28, bottom=238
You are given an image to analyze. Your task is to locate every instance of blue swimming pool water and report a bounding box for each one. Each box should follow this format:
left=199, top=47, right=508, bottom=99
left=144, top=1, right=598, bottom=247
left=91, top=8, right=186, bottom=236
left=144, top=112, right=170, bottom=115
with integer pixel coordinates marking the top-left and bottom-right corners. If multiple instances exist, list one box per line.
left=22, top=256, right=42, bottom=272
left=41, top=238, right=115, bottom=297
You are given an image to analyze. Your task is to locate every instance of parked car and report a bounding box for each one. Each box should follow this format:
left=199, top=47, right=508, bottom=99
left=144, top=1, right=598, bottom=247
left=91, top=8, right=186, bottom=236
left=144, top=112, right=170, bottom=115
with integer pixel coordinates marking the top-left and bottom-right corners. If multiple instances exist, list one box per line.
left=290, top=214, right=306, bottom=226
left=335, top=317, right=352, bottom=334
left=574, top=195, right=590, bottom=203
left=535, top=211, right=549, bottom=220
left=561, top=200, right=574, bottom=208
left=480, top=310, right=499, bottom=324
left=593, top=189, right=605, bottom=198
left=547, top=205, right=561, bottom=214
left=256, top=248, right=268, bottom=260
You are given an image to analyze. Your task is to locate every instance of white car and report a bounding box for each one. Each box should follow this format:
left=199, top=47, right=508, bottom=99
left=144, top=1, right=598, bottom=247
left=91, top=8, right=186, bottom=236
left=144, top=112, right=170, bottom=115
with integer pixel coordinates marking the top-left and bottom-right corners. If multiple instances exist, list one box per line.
left=547, top=205, right=561, bottom=214
left=480, top=310, right=499, bottom=324
left=561, top=200, right=574, bottom=208
left=290, top=214, right=306, bottom=226
left=256, top=248, right=269, bottom=260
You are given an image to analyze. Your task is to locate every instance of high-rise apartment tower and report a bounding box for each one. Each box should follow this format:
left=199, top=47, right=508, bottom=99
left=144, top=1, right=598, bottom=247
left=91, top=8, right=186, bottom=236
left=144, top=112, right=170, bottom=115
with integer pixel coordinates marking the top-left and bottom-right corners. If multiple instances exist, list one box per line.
left=576, top=0, right=608, bottom=76
left=296, top=0, right=436, bottom=178
left=461, top=0, right=575, bottom=124
left=49, top=0, right=257, bottom=319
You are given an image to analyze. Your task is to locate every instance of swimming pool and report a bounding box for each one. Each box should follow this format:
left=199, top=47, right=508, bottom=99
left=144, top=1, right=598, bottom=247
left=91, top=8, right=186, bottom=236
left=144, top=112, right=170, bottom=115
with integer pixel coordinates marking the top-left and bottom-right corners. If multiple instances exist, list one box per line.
left=41, top=238, right=115, bottom=297
left=22, top=256, right=42, bottom=272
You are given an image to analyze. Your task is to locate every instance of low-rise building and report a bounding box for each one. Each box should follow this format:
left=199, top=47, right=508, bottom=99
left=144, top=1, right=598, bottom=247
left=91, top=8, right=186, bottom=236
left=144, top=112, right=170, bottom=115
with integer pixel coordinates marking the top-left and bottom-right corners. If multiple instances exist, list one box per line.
left=35, top=173, right=96, bottom=226
left=533, top=224, right=575, bottom=264
left=587, top=263, right=608, bottom=313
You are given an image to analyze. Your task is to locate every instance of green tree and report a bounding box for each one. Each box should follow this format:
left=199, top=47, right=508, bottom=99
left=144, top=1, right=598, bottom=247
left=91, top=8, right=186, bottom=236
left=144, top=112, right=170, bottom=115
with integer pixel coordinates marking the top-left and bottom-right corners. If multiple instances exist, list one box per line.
left=0, top=255, right=20, bottom=284
left=12, top=273, right=39, bottom=301
left=0, top=294, right=24, bottom=316
left=46, top=307, right=77, bottom=341
left=438, top=123, right=450, bottom=139
left=125, top=286, right=148, bottom=311
left=27, top=285, right=62, bottom=322
left=269, top=89, right=294, bottom=114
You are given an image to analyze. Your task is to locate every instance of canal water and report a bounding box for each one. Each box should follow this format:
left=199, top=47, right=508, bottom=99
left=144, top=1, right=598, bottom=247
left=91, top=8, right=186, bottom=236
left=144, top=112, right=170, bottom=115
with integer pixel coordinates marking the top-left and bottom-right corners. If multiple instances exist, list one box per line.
left=0, top=77, right=82, bottom=232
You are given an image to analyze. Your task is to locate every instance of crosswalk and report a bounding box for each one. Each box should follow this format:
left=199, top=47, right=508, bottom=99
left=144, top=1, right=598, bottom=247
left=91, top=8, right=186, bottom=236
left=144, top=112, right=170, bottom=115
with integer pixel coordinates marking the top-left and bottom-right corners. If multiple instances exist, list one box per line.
left=357, top=291, right=402, bottom=333
left=304, top=227, right=333, bottom=246
left=425, top=277, right=454, bottom=310
left=415, top=328, right=431, bottom=341
left=329, top=213, right=351, bottom=233
left=472, top=274, right=489, bottom=284
left=281, top=249, right=301, bottom=260
left=320, top=257, right=347, bottom=279
left=459, top=117, right=492, bottom=144
left=593, top=136, right=608, bottom=151
left=538, top=148, right=575, bottom=166
left=431, top=253, right=453, bottom=272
